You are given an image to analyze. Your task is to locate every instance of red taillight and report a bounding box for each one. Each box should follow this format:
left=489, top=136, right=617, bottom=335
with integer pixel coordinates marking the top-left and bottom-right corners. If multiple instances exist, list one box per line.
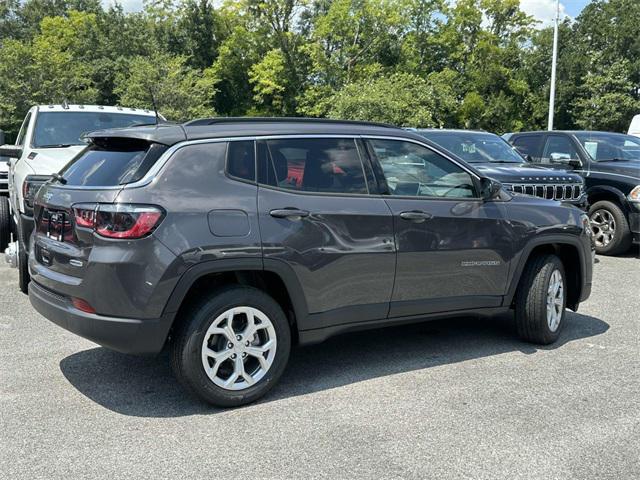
left=73, top=206, right=96, bottom=228
left=72, top=297, right=96, bottom=314
left=72, top=204, right=164, bottom=239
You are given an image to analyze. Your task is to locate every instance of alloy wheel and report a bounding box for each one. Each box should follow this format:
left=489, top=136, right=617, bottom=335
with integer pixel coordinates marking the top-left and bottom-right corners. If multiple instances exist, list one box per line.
left=590, top=209, right=616, bottom=248
left=201, top=306, right=277, bottom=391
left=546, top=269, right=564, bottom=332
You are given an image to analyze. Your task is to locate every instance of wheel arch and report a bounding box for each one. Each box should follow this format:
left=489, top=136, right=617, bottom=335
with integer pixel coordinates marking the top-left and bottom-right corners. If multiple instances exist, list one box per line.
left=162, top=258, right=309, bottom=343
left=506, top=236, right=587, bottom=311
left=586, top=185, right=629, bottom=213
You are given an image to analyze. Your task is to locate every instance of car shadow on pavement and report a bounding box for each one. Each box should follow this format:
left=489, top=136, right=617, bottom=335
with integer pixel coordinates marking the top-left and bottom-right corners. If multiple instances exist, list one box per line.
left=59, top=311, right=609, bottom=417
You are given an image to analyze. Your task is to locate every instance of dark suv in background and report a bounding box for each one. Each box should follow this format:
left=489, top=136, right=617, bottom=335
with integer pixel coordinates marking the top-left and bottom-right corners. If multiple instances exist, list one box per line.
left=504, top=131, right=640, bottom=255
left=29, top=118, right=593, bottom=407
left=412, top=129, right=586, bottom=209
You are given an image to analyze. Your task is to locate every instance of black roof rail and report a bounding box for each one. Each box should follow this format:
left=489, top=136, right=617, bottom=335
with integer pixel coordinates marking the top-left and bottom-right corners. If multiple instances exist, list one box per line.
left=183, top=117, right=396, bottom=129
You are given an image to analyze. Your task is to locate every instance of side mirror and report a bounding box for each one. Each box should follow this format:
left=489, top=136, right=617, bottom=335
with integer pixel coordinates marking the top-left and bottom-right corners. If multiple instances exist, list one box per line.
left=550, top=152, right=582, bottom=168
left=0, top=144, right=23, bottom=159
left=479, top=177, right=502, bottom=201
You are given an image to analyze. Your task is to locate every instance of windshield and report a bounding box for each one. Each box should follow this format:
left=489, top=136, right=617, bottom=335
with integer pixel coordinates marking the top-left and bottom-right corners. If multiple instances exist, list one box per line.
left=32, top=111, right=154, bottom=148
left=574, top=132, right=640, bottom=162
left=418, top=131, right=525, bottom=164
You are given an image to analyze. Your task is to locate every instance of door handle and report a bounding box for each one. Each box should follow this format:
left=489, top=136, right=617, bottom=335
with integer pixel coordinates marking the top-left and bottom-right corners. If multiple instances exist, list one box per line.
left=269, top=208, right=310, bottom=220
left=399, top=210, right=432, bottom=223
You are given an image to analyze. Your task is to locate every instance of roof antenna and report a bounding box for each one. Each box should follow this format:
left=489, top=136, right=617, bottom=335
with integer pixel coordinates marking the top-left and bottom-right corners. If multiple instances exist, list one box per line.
left=149, top=88, right=160, bottom=125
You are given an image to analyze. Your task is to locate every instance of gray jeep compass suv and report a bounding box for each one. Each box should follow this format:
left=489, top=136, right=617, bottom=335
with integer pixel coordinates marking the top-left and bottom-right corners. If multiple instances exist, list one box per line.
left=29, top=118, right=594, bottom=407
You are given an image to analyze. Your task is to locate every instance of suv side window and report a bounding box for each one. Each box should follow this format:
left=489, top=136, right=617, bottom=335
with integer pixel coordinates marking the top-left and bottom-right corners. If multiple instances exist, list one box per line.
left=512, top=135, right=542, bottom=160
left=368, top=139, right=477, bottom=198
left=542, top=135, right=580, bottom=164
left=226, top=140, right=255, bottom=182
left=15, top=112, right=31, bottom=146
left=258, top=137, right=368, bottom=194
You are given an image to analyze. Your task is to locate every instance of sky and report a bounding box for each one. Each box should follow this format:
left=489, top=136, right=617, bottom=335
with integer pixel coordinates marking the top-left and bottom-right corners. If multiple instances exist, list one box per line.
left=102, top=0, right=592, bottom=26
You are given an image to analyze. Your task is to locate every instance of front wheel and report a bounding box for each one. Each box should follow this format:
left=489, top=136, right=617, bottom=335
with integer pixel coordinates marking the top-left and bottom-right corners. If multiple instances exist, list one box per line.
left=515, top=254, right=566, bottom=345
left=170, top=286, right=291, bottom=407
left=588, top=200, right=632, bottom=256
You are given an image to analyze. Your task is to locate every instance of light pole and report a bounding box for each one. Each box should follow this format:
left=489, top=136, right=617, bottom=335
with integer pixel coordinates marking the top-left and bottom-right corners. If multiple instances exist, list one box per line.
left=547, top=0, right=560, bottom=131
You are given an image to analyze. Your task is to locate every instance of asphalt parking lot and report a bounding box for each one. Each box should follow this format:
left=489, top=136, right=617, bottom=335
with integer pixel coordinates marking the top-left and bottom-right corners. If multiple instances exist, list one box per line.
left=1, top=252, right=639, bottom=479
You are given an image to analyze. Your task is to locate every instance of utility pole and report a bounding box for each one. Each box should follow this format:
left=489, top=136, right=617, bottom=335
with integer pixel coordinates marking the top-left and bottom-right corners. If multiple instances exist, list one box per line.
left=547, top=0, right=560, bottom=131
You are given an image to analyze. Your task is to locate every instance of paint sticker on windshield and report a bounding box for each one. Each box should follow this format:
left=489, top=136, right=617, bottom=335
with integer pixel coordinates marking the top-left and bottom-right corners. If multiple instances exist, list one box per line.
left=583, top=141, right=598, bottom=159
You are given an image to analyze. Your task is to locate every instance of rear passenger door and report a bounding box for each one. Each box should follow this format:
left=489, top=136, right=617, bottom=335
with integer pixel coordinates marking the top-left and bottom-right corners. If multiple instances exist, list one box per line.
left=364, top=137, right=513, bottom=318
left=257, top=136, right=396, bottom=330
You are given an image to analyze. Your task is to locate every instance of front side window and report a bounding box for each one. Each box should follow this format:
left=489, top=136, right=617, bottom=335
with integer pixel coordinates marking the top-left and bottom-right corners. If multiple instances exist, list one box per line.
left=32, top=112, right=154, bottom=148
left=259, top=138, right=367, bottom=194
left=512, top=135, right=542, bottom=159
left=369, top=139, right=477, bottom=198
left=15, top=112, right=31, bottom=146
left=542, top=136, right=580, bottom=163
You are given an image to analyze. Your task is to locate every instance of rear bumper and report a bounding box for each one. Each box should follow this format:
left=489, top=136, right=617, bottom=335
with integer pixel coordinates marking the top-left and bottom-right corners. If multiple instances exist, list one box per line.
left=29, top=280, right=173, bottom=355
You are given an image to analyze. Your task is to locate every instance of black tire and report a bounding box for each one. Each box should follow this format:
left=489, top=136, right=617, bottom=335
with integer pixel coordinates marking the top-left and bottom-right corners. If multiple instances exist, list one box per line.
left=515, top=254, right=566, bottom=345
left=0, top=196, right=9, bottom=251
left=17, top=218, right=30, bottom=295
left=588, top=200, right=632, bottom=256
left=170, top=285, right=291, bottom=407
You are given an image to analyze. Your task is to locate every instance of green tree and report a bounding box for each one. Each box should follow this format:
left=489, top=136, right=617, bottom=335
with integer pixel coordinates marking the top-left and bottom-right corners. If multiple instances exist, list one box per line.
left=326, top=72, right=449, bottom=127
left=113, top=52, right=218, bottom=122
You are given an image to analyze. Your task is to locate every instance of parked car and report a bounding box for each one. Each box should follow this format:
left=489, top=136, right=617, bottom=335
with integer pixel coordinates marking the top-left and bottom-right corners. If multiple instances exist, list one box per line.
left=410, top=129, right=586, bottom=209
left=0, top=104, right=158, bottom=293
left=29, top=118, right=593, bottom=407
left=504, top=130, right=640, bottom=255
left=628, top=114, right=640, bottom=137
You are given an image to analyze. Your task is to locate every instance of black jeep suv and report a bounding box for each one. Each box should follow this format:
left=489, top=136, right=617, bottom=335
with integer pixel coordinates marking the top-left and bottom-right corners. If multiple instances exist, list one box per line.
left=504, top=130, right=640, bottom=255
left=29, top=118, right=593, bottom=407
left=412, top=129, right=586, bottom=209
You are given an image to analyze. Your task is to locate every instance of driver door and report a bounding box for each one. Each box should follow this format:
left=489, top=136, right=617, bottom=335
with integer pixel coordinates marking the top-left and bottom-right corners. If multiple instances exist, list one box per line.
left=364, top=138, right=514, bottom=318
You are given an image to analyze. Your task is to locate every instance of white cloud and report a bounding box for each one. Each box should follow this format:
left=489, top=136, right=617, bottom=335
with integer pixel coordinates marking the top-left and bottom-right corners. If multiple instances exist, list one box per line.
left=102, top=0, right=144, bottom=12
left=520, top=0, right=570, bottom=28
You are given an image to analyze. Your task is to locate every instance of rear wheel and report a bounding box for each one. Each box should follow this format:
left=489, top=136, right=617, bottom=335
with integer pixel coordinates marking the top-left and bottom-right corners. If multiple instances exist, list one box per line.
left=589, top=200, right=631, bottom=256
left=17, top=218, right=30, bottom=295
left=171, top=286, right=291, bottom=407
left=515, top=254, right=566, bottom=345
left=0, top=197, right=9, bottom=251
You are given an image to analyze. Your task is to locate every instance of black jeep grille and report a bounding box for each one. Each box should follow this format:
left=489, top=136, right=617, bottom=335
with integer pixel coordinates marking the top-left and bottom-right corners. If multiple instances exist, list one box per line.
left=506, top=184, right=582, bottom=201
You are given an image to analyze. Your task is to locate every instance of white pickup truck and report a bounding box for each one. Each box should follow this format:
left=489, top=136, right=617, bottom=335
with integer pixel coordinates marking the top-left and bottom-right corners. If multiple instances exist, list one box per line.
left=0, top=104, right=158, bottom=293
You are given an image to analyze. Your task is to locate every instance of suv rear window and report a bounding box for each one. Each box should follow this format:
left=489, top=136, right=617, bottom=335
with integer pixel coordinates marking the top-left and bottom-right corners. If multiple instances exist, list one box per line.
left=60, top=139, right=167, bottom=186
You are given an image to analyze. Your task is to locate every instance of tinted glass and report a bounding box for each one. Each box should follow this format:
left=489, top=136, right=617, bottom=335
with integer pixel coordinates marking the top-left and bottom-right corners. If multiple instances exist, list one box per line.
left=227, top=141, right=255, bottom=181
left=574, top=132, right=640, bottom=161
left=261, top=138, right=367, bottom=194
left=542, top=136, right=580, bottom=163
left=33, top=112, right=153, bottom=148
left=16, top=112, right=31, bottom=146
left=512, top=135, right=541, bottom=158
left=370, top=139, right=476, bottom=198
left=61, top=141, right=153, bottom=186
left=421, top=131, right=524, bottom=163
